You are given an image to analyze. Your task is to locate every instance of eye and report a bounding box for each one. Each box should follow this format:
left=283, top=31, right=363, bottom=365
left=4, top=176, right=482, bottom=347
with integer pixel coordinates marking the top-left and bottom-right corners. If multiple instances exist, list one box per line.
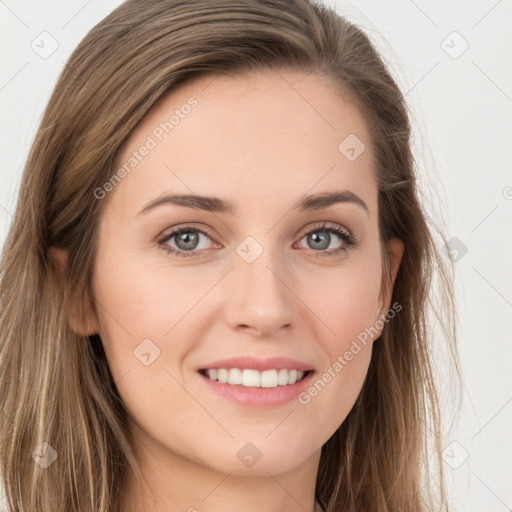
left=157, top=223, right=219, bottom=258
left=295, top=222, right=359, bottom=258
left=156, top=222, right=359, bottom=259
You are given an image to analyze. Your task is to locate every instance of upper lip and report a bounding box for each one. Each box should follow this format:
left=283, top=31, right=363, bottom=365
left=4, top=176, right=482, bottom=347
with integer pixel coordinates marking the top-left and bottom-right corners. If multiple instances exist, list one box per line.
left=199, top=356, right=315, bottom=372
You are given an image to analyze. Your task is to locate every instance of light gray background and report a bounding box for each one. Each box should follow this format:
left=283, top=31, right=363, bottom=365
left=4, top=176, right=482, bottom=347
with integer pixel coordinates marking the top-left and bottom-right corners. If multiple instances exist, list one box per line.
left=1, top=1, right=511, bottom=510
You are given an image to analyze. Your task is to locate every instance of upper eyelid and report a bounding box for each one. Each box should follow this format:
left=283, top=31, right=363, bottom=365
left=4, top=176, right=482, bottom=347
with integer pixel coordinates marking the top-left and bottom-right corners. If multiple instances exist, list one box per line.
left=157, top=223, right=215, bottom=243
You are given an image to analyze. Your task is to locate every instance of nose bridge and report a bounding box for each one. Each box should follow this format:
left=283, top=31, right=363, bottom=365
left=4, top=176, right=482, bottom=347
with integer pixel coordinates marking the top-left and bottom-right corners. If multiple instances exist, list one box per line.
left=224, top=234, right=296, bottom=336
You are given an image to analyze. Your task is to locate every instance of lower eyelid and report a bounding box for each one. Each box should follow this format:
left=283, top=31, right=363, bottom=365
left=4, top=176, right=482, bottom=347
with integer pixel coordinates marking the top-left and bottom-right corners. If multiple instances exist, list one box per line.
left=157, top=223, right=357, bottom=256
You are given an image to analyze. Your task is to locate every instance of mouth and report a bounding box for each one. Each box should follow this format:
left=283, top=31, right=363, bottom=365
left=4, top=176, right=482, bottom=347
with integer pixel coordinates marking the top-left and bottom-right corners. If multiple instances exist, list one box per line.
left=197, top=366, right=316, bottom=407
left=196, top=355, right=316, bottom=406
left=198, top=367, right=313, bottom=388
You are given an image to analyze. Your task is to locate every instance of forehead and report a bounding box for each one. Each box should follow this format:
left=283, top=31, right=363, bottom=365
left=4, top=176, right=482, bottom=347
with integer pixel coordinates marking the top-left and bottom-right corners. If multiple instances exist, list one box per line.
left=110, top=70, right=377, bottom=218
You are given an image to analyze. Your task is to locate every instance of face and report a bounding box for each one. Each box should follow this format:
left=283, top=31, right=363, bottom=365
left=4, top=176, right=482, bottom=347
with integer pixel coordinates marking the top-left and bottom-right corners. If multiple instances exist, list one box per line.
left=82, top=70, right=403, bottom=478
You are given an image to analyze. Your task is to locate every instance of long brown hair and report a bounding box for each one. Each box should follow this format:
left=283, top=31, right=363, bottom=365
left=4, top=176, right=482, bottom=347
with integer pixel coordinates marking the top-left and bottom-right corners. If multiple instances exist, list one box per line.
left=0, top=1, right=460, bottom=510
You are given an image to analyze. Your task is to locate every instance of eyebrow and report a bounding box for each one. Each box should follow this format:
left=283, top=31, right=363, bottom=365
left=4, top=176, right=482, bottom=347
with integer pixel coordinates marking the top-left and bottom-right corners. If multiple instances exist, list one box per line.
left=137, top=190, right=369, bottom=217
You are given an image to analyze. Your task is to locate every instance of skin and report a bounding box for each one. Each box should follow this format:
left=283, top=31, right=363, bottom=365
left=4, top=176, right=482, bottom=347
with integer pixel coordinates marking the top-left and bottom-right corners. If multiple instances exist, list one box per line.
left=52, top=70, right=403, bottom=512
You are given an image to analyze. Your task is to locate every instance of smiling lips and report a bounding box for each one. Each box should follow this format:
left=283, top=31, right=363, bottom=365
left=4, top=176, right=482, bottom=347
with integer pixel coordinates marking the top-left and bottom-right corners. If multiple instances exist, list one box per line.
left=198, top=356, right=314, bottom=389
left=198, top=356, right=315, bottom=407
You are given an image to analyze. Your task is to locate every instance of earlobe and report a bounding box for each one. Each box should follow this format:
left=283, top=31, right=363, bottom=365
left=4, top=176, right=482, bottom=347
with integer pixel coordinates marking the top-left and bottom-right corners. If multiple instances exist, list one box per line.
left=388, top=238, right=404, bottom=288
left=379, top=238, right=404, bottom=316
left=48, top=246, right=69, bottom=286
left=80, top=296, right=100, bottom=337
left=49, top=246, right=68, bottom=269
left=48, top=246, right=100, bottom=337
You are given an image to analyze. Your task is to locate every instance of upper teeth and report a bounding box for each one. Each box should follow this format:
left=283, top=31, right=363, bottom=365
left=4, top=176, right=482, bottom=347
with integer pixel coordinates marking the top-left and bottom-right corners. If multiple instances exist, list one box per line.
left=205, top=368, right=306, bottom=388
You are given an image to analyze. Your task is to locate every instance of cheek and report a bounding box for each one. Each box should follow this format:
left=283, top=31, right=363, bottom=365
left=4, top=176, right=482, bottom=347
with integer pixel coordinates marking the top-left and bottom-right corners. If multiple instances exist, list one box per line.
left=302, top=257, right=383, bottom=351
left=91, top=242, right=224, bottom=387
left=93, top=241, right=207, bottom=335
left=294, top=253, right=382, bottom=419
left=91, top=246, right=210, bottom=430
left=327, top=278, right=382, bottom=347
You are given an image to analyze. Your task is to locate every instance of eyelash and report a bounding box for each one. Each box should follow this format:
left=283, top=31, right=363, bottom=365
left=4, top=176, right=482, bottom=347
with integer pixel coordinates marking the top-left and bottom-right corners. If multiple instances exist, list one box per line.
left=156, top=222, right=360, bottom=259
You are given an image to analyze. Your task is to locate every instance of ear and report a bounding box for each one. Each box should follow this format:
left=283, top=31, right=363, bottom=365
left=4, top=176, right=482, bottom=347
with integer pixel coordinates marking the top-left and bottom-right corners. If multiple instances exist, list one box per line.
left=379, top=238, right=404, bottom=316
left=48, top=246, right=100, bottom=337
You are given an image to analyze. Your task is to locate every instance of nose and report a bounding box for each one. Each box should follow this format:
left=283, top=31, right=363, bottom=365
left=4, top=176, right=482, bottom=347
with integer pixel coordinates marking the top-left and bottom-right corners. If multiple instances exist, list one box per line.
left=223, top=245, right=296, bottom=338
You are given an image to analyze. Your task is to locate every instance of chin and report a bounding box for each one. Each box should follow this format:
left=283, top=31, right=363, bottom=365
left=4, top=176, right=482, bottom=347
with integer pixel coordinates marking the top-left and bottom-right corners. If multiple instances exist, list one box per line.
left=196, top=437, right=318, bottom=477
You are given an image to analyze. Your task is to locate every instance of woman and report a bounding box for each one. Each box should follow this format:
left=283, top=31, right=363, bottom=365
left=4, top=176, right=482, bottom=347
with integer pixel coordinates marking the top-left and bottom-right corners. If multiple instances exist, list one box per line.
left=0, top=0, right=459, bottom=511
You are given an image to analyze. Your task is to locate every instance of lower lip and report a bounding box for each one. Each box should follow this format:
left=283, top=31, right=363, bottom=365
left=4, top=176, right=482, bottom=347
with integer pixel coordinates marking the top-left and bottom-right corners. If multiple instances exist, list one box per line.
left=199, top=371, right=314, bottom=407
